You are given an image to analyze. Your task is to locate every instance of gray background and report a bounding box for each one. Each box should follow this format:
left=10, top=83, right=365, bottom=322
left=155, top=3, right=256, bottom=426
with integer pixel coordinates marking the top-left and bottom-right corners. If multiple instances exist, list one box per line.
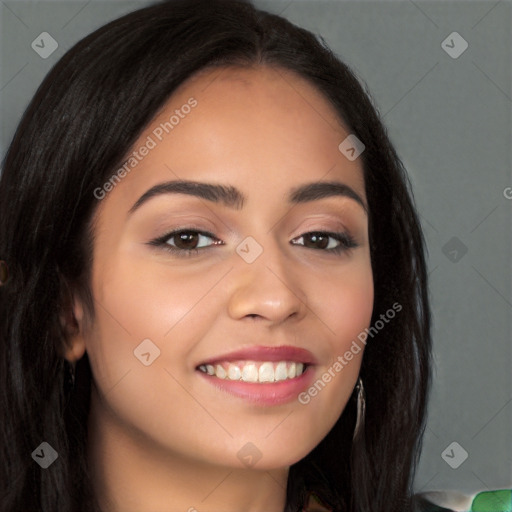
left=1, top=0, right=511, bottom=496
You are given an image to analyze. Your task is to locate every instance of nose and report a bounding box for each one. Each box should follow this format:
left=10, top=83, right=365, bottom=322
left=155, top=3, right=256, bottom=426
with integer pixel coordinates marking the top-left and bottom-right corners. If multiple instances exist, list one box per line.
left=227, top=237, right=308, bottom=326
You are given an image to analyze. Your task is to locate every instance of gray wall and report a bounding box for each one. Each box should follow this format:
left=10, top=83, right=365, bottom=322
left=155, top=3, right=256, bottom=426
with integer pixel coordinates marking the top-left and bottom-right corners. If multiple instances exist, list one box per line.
left=1, top=0, right=510, bottom=495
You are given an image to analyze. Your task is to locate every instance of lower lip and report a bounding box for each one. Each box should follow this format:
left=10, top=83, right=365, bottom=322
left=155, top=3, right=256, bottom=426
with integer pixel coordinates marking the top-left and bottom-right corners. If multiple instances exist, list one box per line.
left=196, top=366, right=315, bottom=405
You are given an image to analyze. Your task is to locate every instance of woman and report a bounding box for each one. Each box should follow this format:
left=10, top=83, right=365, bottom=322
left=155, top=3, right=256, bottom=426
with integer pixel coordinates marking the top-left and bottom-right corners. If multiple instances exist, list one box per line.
left=0, top=0, right=432, bottom=510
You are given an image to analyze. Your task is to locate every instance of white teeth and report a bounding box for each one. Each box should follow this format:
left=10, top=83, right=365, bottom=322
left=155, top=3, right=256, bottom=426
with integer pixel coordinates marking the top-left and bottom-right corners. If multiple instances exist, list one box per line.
left=227, top=365, right=241, bottom=380
left=241, top=363, right=258, bottom=383
left=275, top=362, right=288, bottom=381
left=198, top=360, right=307, bottom=383
left=258, top=362, right=274, bottom=382
left=215, top=364, right=227, bottom=379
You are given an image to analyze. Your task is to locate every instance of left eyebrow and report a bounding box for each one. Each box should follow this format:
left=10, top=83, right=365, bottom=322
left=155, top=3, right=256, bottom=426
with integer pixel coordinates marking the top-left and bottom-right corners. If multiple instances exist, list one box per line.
left=127, top=179, right=367, bottom=216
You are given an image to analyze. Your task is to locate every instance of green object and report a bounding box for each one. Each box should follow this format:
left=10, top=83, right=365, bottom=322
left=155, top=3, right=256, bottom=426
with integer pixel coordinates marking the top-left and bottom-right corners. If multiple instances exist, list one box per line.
left=471, top=490, right=512, bottom=512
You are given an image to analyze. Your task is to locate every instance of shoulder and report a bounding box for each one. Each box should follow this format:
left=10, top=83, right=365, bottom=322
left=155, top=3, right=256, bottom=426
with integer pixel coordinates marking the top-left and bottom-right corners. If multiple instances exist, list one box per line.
left=303, top=489, right=512, bottom=511
left=413, top=489, right=512, bottom=512
left=302, top=493, right=331, bottom=511
left=301, top=492, right=457, bottom=512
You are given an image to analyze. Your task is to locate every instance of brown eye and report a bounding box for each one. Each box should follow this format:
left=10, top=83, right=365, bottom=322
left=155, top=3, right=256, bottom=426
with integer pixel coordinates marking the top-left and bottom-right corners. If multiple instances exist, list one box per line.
left=301, top=233, right=330, bottom=250
left=170, top=231, right=201, bottom=250
left=165, top=230, right=218, bottom=251
left=291, top=231, right=358, bottom=254
left=147, top=228, right=223, bottom=258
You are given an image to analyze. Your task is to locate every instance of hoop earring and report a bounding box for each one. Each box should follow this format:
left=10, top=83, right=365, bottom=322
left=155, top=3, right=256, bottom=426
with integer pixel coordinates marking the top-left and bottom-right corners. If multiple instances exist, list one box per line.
left=353, top=377, right=366, bottom=440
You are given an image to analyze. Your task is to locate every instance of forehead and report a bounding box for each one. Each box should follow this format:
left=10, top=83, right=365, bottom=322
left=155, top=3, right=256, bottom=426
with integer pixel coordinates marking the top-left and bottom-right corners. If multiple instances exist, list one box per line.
left=177, top=64, right=349, bottom=143
left=92, top=65, right=366, bottom=223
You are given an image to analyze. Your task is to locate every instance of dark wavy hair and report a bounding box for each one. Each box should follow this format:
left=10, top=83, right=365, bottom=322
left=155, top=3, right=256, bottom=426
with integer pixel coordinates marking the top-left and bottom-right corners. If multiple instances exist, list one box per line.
left=0, top=0, right=432, bottom=510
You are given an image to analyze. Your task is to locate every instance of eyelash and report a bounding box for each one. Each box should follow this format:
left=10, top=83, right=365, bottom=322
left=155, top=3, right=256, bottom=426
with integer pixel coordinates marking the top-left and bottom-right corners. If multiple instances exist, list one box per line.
left=147, top=227, right=359, bottom=258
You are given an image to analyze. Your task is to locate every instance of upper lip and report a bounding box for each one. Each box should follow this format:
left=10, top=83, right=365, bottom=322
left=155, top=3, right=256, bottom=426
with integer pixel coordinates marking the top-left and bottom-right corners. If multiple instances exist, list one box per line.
left=197, top=345, right=317, bottom=367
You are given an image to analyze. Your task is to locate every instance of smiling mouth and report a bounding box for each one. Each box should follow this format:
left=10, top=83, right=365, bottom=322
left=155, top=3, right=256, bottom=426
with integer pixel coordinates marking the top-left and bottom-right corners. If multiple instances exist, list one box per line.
left=197, top=360, right=309, bottom=383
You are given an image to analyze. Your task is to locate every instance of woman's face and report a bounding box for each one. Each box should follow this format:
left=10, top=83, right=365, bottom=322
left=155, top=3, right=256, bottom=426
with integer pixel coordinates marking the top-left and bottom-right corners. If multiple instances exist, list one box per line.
left=72, top=65, right=373, bottom=471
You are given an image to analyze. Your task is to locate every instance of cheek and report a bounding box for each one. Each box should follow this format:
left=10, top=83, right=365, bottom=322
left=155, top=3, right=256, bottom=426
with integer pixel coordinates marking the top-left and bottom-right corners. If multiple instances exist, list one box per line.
left=83, top=254, right=228, bottom=390
left=298, top=258, right=373, bottom=422
left=91, top=251, right=220, bottom=337
left=82, top=259, right=226, bottom=452
left=321, top=258, right=374, bottom=352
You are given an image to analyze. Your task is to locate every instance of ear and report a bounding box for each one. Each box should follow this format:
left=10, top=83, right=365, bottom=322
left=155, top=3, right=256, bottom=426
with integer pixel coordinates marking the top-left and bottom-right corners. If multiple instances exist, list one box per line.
left=59, top=293, right=87, bottom=363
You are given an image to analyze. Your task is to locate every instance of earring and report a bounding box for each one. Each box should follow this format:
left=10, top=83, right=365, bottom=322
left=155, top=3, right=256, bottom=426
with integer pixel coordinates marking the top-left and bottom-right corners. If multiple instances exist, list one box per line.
left=353, top=377, right=365, bottom=440
left=64, top=360, right=76, bottom=391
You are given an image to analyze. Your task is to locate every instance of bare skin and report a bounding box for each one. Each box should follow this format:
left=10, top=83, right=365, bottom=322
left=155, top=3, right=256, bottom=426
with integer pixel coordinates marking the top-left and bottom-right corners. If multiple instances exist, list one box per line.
left=64, top=65, right=374, bottom=512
